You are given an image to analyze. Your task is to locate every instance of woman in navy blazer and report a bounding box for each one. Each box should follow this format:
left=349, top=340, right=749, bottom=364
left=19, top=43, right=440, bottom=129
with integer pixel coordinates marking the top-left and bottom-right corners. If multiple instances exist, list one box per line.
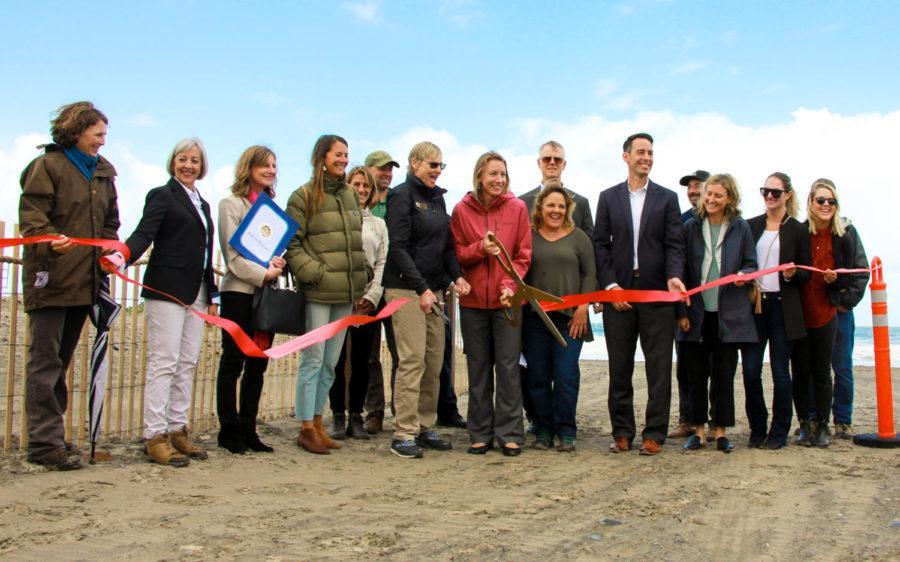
left=677, top=173, right=757, bottom=453
left=124, top=138, right=219, bottom=467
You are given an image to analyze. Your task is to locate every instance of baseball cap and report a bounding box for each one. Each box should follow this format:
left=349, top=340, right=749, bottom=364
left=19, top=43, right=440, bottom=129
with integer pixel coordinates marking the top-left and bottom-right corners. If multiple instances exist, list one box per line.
left=679, top=170, right=710, bottom=186
left=364, top=150, right=399, bottom=168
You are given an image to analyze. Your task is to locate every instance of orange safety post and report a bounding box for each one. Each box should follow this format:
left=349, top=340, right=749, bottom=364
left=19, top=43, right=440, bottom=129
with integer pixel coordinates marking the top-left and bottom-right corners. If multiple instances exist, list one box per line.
left=853, top=257, right=900, bottom=448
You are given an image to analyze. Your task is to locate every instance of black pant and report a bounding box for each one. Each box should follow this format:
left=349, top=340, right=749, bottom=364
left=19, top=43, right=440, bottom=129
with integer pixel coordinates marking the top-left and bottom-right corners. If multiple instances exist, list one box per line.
left=364, top=298, right=399, bottom=419
left=26, top=305, right=90, bottom=456
left=674, top=342, right=692, bottom=423
left=331, top=321, right=379, bottom=414
left=792, top=316, right=837, bottom=424
left=683, top=312, right=738, bottom=427
left=437, top=317, right=461, bottom=420
left=216, top=292, right=269, bottom=427
left=603, top=282, right=674, bottom=444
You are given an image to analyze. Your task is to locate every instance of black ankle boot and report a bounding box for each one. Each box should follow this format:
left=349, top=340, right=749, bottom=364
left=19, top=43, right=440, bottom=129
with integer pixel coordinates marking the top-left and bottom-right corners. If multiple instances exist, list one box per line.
left=346, top=413, right=370, bottom=440
left=813, top=420, right=830, bottom=448
left=218, top=423, right=248, bottom=454
left=330, top=413, right=347, bottom=440
left=794, top=420, right=813, bottom=447
left=241, top=418, right=274, bottom=453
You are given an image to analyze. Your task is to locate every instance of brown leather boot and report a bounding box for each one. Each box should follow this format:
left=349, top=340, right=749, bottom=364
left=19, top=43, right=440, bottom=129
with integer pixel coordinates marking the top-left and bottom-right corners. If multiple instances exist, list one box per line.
left=313, top=416, right=341, bottom=449
left=170, top=426, right=208, bottom=460
left=145, top=433, right=190, bottom=467
left=296, top=427, right=330, bottom=455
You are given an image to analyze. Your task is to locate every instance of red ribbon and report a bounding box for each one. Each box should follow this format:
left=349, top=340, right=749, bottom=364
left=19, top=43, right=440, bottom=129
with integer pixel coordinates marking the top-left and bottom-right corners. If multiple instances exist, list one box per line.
left=542, top=263, right=872, bottom=311
left=4, top=234, right=410, bottom=359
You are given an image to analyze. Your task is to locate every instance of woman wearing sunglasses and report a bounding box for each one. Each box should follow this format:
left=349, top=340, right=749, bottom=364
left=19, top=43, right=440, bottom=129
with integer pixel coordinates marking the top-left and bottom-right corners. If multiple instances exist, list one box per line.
left=382, top=141, right=471, bottom=459
left=740, top=172, right=811, bottom=449
left=450, top=151, right=532, bottom=457
left=792, top=180, right=859, bottom=448
left=678, top=173, right=757, bottom=453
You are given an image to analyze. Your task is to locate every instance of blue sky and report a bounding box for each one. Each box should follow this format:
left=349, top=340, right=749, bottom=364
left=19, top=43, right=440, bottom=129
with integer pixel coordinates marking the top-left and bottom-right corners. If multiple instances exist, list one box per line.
left=1, top=1, right=898, bottom=323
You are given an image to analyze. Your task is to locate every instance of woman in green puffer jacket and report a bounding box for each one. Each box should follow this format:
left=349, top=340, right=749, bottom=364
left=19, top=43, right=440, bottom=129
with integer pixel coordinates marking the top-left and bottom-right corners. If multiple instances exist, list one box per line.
left=285, top=134, right=369, bottom=454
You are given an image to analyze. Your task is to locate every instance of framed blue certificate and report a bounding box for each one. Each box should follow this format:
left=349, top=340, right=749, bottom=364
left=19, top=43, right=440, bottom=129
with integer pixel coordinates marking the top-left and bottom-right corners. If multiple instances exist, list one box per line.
left=228, top=192, right=299, bottom=267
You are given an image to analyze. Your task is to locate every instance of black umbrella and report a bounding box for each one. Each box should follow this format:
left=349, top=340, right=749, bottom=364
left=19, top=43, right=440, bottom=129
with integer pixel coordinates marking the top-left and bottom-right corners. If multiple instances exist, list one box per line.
left=88, top=276, right=121, bottom=460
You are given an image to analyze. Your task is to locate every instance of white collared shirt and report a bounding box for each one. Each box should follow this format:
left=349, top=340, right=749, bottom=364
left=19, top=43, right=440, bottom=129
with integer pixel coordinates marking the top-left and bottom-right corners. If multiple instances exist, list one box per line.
left=177, top=180, right=210, bottom=276
left=628, top=179, right=649, bottom=270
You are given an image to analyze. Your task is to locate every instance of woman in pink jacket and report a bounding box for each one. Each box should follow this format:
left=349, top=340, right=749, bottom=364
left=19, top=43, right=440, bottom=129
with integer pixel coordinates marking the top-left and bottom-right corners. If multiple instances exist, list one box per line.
left=450, top=151, right=532, bottom=456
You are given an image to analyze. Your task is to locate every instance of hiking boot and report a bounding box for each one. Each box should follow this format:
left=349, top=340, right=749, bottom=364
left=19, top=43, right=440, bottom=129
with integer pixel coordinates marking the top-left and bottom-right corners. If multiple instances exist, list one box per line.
left=170, top=427, right=208, bottom=460
left=833, top=423, right=854, bottom=440
left=296, top=427, right=330, bottom=455
left=794, top=421, right=814, bottom=447
left=415, top=430, right=452, bottom=450
left=557, top=436, right=576, bottom=453
left=330, top=413, right=348, bottom=441
left=144, top=434, right=190, bottom=467
left=391, top=439, right=423, bottom=459
left=364, top=414, right=383, bottom=434
left=346, top=413, right=370, bottom=439
left=241, top=418, right=274, bottom=453
left=531, top=432, right=553, bottom=450
left=814, top=421, right=830, bottom=448
left=28, top=448, right=82, bottom=471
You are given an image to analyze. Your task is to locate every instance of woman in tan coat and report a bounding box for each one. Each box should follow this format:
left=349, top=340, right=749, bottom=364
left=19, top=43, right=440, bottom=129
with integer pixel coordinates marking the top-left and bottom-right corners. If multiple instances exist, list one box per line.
left=19, top=101, right=120, bottom=470
left=216, top=146, right=286, bottom=454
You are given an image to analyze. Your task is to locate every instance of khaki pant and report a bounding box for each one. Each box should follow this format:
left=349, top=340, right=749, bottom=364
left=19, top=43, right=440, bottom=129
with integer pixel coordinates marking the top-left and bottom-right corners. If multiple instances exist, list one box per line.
left=386, top=289, right=444, bottom=441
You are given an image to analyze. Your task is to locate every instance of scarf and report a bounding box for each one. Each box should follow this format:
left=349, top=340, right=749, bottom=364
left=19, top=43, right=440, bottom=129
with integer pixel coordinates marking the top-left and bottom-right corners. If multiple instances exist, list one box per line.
left=63, top=146, right=99, bottom=181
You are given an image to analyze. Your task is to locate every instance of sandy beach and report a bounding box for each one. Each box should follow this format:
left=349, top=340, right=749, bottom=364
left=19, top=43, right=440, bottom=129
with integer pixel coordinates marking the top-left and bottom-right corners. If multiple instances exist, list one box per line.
left=1, top=360, right=898, bottom=561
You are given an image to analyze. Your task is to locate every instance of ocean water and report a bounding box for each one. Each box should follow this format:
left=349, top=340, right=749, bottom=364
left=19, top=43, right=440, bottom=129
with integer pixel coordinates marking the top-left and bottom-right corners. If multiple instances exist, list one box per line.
left=581, top=322, right=900, bottom=367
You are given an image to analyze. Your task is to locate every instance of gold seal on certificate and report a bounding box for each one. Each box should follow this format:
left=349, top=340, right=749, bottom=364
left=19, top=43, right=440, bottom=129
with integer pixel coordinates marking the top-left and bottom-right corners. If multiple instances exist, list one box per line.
left=259, top=224, right=272, bottom=238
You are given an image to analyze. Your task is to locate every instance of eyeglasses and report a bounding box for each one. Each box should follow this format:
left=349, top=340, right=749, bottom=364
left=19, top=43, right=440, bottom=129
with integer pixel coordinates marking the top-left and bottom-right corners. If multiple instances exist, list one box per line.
left=814, top=196, right=838, bottom=206
left=759, top=187, right=785, bottom=199
left=540, top=156, right=564, bottom=165
left=425, top=161, right=446, bottom=171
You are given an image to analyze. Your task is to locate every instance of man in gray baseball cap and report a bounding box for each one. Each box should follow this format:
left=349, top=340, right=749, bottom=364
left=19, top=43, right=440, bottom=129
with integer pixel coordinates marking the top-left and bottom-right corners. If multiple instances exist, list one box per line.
left=364, top=150, right=399, bottom=219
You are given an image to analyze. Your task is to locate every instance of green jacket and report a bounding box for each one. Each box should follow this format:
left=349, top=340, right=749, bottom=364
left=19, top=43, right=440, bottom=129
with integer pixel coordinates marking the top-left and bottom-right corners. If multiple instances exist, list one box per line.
left=285, top=177, right=370, bottom=304
left=19, top=145, right=120, bottom=312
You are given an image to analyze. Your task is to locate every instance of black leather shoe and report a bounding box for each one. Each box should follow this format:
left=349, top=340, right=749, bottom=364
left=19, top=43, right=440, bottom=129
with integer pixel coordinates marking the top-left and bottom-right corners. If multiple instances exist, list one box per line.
left=748, top=433, right=766, bottom=448
left=218, top=424, right=248, bottom=454
left=436, top=413, right=467, bottom=428
left=502, top=445, right=522, bottom=457
left=415, top=431, right=452, bottom=450
left=716, top=436, right=734, bottom=453
left=761, top=436, right=784, bottom=450
left=467, top=443, right=492, bottom=455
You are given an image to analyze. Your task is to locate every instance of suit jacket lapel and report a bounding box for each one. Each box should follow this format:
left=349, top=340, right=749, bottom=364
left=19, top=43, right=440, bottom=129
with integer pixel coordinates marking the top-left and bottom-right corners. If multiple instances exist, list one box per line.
left=637, top=181, right=656, bottom=243
left=615, top=183, right=633, bottom=243
left=169, top=177, right=205, bottom=229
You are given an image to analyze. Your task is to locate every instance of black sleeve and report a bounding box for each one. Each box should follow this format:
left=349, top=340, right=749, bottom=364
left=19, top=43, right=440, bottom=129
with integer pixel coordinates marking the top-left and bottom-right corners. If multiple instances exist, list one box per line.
left=787, top=221, right=811, bottom=285
left=576, top=194, right=594, bottom=238
left=663, top=191, right=685, bottom=282
left=842, top=225, right=870, bottom=308
left=124, top=188, right=168, bottom=264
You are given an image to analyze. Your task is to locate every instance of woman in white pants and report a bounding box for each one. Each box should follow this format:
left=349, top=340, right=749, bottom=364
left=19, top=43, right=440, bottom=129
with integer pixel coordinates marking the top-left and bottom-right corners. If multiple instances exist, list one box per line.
left=124, top=138, right=219, bottom=466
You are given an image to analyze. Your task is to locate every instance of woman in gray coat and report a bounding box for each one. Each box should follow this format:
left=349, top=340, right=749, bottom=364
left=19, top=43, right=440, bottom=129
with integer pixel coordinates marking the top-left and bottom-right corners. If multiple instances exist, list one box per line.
left=677, top=173, right=758, bottom=452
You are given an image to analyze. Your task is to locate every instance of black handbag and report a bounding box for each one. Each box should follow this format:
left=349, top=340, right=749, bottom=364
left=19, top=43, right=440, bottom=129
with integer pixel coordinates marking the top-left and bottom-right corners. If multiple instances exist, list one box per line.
left=251, top=274, right=306, bottom=335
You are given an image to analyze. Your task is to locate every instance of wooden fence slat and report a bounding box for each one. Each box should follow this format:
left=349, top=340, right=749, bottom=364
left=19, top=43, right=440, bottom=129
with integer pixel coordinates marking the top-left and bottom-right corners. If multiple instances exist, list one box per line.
left=127, top=265, right=140, bottom=437
left=6, top=225, right=22, bottom=451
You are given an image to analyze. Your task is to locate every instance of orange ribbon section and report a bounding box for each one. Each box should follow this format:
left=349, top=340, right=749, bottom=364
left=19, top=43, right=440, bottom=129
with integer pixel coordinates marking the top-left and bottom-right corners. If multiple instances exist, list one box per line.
left=3, top=234, right=409, bottom=359
left=542, top=262, right=872, bottom=311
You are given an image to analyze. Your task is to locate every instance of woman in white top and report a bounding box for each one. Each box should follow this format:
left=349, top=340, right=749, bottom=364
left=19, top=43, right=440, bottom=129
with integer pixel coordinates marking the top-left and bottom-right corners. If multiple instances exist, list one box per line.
left=328, top=166, right=388, bottom=439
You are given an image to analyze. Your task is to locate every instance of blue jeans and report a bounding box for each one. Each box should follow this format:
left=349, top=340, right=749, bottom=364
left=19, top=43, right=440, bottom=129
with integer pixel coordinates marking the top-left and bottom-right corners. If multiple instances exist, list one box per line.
left=741, top=295, right=794, bottom=444
left=295, top=302, right=353, bottom=421
left=522, top=310, right=583, bottom=439
left=830, top=310, right=855, bottom=424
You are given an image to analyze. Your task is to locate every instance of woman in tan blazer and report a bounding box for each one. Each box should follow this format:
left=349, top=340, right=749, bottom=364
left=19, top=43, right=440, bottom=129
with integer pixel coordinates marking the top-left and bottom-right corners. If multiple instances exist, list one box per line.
left=216, top=146, right=286, bottom=454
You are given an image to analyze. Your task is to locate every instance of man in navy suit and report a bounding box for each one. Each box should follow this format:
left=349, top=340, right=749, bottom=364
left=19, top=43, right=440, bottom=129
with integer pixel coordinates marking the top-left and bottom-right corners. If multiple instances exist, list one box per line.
left=593, top=132, right=686, bottom=455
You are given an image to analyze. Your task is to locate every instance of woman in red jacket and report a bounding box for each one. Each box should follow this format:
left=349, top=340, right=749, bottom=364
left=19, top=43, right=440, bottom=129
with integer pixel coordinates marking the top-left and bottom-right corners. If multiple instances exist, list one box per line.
left=450, top=151, right=532, bottom=456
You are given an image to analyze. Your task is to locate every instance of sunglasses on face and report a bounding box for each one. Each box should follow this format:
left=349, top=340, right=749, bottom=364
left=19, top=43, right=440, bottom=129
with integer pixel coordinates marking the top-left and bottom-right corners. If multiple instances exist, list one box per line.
left=540, top=156, right=564, bottom=165
left=814, top=196, right=838, bottom=206
left=759, top=187, right=785, bottom=199
left=425, top=161, right=446, bottom=171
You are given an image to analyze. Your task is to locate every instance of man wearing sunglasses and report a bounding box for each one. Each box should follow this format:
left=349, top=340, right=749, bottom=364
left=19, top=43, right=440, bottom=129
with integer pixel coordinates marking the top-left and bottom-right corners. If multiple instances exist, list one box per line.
left=593, top=132, right=686, bottom=456
left=678, top=169, right=709, bottom=224
left=519, top=140, right=594, bottom=236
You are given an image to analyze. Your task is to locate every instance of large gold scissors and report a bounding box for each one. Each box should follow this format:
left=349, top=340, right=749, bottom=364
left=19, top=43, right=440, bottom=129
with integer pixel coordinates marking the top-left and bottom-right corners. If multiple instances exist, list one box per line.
left=487, top=233, right=567, bottom=347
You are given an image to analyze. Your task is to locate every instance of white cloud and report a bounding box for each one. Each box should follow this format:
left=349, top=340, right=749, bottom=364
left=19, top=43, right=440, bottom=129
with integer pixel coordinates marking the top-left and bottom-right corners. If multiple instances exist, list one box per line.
left=128, top=113, right=157, bottom=127
left=670, top=60, right=709, bottom=75
left=341, top=1, right=379, bottom=24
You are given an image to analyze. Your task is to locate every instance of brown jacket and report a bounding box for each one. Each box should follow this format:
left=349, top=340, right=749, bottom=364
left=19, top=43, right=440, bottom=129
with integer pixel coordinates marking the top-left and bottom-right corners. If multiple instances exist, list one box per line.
left=18, top=145, right=120, bottom=312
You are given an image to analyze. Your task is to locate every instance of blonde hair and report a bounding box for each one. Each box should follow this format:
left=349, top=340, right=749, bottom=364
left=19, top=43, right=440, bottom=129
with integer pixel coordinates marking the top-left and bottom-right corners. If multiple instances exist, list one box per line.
left=231, top=145, right=276, bottom=197
left=807, top=180, right=845, bottom=236
left=697, top=173, right=742, bottom=221
left=347, top=165, right=378, bottom=209
left=407, top=141, right=441, bottom=175
left=167, top=137, right=209, bottom=180
left=472, top=151, right=510, bottom=205
left=532, top=185, right=574, bottom=230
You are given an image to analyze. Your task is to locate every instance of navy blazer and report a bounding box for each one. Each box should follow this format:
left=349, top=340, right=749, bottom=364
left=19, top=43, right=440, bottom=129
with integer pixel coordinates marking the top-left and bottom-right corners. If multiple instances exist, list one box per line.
left=124, top=177, right=218, bottom=305
left=747, top=214, right=811, bottom=341
left=592, top=180, right=684, bottom=292
left=677, top=216, right=758, bottom=344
